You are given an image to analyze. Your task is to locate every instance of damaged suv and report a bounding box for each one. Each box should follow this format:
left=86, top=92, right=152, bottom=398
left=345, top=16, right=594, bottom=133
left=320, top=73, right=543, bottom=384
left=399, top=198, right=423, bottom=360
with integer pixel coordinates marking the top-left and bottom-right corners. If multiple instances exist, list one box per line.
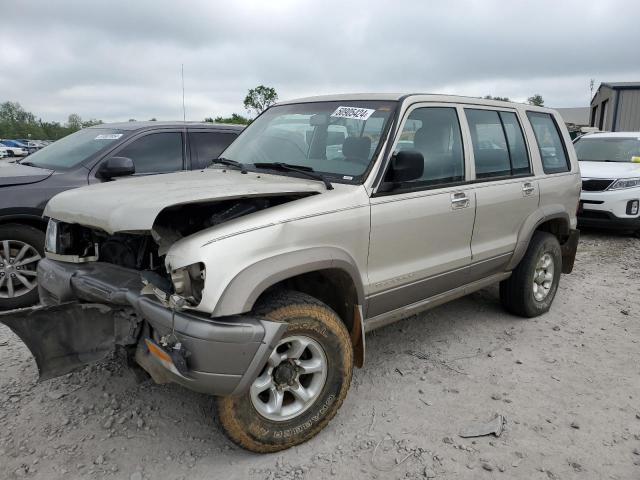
left=1, top=94, right=580, bottom=452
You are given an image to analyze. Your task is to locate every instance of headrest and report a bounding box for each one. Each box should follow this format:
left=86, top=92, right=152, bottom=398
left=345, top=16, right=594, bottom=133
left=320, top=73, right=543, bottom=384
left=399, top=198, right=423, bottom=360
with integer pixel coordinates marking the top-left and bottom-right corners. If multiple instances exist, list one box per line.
left=342, top=136, right=371, bottom=160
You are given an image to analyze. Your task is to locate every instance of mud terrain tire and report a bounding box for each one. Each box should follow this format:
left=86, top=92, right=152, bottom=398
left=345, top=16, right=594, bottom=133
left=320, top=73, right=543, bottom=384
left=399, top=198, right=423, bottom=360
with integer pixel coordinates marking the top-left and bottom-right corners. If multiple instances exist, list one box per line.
left=216, top=290, right=353, bottom=452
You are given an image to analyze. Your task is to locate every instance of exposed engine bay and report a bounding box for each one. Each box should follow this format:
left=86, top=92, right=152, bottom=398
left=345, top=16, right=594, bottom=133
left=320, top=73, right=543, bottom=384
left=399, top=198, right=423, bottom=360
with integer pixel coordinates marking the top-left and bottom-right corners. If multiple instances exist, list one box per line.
left=46, top=194, right=313, bottom=304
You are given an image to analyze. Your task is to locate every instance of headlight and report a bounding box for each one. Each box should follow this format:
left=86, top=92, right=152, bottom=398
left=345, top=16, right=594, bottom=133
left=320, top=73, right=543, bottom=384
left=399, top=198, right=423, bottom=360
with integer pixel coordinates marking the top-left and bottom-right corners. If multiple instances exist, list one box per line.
left=45, top=219, right=59, bottom=253
left=170, top=263, right=206, bottom=304
left=609, top=178, right=640, bottom=190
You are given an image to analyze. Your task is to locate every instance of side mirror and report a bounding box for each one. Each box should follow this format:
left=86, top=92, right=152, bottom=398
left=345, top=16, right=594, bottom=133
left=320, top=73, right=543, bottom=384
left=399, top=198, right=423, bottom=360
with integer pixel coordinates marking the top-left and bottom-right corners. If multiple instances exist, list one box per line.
left=96, top=156, right=135, bottom=179
left=385, top=150, right=424, bottom=183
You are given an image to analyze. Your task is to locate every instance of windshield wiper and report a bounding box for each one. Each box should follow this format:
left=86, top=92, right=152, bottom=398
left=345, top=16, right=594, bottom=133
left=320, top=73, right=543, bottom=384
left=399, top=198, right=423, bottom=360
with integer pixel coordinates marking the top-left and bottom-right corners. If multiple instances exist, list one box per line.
left=211, top=157, right=247, bottom=173
left=253, top=162, right=333, bottom=190
left=19, top=161, right=37, bottom=167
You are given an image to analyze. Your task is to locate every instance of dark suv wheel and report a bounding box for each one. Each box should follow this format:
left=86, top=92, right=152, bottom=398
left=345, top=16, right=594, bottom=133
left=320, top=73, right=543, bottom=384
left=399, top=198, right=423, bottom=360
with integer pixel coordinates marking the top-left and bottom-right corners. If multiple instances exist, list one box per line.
left=0, top=224, right=44, bottom=310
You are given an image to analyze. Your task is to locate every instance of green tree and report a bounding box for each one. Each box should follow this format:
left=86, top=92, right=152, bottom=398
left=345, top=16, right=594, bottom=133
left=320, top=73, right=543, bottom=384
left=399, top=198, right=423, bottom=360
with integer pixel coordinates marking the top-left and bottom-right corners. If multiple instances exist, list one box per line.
left=67, top=113, right=83, bottom=130
left=243, top=85, right=278, bottom=117
left=484, top=95, right=510, bottom=102
left=204, top=117, right=214, bottom=123
left=527, top=94, right=544, bottom=106
left=149, top=117, right=157, bottom=121
left=215, top=113, right=250, bottom=125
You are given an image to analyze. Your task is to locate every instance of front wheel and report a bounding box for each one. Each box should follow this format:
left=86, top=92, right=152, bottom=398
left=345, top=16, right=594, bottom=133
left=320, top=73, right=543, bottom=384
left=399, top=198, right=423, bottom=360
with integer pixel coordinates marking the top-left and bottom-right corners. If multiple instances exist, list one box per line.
left=500, top=231, right=562, bottom=317
left=0, top=224, right=44, bottom=310
left=216, top=290, right=353, bottom=452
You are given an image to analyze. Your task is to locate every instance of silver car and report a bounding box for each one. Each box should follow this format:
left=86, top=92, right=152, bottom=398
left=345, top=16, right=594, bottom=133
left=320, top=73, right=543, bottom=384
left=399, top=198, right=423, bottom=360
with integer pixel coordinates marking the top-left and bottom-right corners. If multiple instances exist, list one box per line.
left=1, top=94, right=580, bottom=452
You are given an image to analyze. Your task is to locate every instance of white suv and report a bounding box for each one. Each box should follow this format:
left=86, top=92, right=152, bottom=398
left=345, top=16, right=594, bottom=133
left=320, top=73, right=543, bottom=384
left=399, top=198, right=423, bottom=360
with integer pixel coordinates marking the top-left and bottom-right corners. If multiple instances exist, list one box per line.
left=574, top=132, right=640, bottom=235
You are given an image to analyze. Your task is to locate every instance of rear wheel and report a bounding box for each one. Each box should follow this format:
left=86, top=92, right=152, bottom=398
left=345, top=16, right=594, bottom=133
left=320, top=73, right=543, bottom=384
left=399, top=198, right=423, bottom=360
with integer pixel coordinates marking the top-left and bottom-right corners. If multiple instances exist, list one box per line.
left=216, top=290, right=353, bottom=452
left=500, top=231, right=562, bottom=317
left=0, top=224, right=44, bottom=310
left=7, top=150, right=14, bottom=157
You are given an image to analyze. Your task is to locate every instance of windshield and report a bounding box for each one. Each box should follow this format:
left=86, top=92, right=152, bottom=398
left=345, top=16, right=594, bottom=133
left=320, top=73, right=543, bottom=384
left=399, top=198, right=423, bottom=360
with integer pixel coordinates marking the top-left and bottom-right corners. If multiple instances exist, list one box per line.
left=220, top=101, right=397, bottom=180
left=574, top=136, right=640, bottom=162
left=21, top=128, right=128, bottom=170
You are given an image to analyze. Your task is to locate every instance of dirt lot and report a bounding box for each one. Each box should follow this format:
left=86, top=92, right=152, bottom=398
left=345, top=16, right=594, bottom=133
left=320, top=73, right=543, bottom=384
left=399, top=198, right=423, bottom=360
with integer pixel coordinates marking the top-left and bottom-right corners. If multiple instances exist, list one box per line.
left=1, top=231, right=639, bottom=480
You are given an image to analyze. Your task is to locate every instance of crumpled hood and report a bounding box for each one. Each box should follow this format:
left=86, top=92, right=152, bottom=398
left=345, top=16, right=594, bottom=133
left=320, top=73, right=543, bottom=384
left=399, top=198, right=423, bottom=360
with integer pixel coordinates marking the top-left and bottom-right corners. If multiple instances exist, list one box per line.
left=44, top=168, right=323, bottom=233
left=579, top=161, right=640, bottom=179
left=0, top=161, right=53, bottom=187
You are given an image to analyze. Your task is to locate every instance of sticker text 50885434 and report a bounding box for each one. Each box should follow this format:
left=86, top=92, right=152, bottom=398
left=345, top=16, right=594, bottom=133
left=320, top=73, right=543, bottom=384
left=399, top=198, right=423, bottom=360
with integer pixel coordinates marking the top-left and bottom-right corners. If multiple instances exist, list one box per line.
left=330, top=106, right=376, bottom=121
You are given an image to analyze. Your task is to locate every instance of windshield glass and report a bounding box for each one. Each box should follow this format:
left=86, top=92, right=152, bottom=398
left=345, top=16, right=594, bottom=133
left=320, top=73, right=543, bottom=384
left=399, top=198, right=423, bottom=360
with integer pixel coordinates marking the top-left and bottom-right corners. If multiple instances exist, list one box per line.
left=574, top=136, right=640, bottom=162
left=21, top=128, right=128, bottom=170
left=220, top=101, right=397, bottom=180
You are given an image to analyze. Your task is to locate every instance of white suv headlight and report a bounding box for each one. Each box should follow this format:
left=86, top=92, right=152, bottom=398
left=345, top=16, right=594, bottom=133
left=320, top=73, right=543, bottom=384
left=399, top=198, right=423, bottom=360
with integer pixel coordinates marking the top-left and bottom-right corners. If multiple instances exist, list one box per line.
left=45, top=219, right=59, bottom=253
left=609, top=178, right=640, bottom=190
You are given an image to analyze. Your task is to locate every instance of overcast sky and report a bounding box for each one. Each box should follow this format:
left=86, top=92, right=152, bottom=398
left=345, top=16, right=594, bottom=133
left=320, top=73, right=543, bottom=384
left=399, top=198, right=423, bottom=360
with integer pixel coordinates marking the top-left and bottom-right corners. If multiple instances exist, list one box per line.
left=1, top=0, right=639, bottom=123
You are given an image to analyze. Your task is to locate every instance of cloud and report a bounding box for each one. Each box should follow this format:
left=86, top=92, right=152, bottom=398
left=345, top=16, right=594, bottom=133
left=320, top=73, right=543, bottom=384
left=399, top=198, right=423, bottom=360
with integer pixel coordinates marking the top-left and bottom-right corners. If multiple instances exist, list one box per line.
left=1, top=0, right=639, bottom=123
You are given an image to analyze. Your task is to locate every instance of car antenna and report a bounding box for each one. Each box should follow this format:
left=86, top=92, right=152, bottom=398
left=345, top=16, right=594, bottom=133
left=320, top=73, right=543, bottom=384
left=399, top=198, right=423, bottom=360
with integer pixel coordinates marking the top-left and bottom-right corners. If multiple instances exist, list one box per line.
left=181, top=64, right=186, bottom=123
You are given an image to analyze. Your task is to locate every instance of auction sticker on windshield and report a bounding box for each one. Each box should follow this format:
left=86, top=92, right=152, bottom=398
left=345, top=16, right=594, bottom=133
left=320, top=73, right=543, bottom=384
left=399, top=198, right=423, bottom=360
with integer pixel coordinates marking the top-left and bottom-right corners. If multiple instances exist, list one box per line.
left=331, top=106, right=375, bottom=121
left=94, top=134, right=123, bottom=140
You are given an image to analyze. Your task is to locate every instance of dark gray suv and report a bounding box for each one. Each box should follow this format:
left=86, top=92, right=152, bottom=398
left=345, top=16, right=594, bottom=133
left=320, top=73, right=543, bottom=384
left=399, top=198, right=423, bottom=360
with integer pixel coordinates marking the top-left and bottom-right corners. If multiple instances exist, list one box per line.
left=0, top=121, right=243, bottom=310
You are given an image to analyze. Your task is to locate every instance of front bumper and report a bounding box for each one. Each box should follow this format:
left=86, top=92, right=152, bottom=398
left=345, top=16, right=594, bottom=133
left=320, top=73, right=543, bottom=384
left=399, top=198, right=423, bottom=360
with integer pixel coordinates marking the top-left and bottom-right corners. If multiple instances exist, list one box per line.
left=578, top=189, right=640, bottom=231
left=4, top=258, right=286, bottom=396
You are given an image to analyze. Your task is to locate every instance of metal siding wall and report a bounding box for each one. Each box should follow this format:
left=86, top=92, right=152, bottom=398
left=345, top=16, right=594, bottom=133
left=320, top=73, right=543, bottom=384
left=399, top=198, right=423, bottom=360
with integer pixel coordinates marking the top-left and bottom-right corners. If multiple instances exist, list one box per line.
left=617, top=90, right=640, bottom=131
left=590, top=86, right=614, bottom=130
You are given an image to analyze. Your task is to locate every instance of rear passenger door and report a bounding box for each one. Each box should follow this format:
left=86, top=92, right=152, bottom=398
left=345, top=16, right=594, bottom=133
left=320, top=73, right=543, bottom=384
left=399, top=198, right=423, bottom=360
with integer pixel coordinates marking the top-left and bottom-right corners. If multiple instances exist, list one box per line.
left=367, top=105, right=475, bottom=318
left=188, top=130, right=239, bottom=169
left=463, top=107, right=538, bottom=264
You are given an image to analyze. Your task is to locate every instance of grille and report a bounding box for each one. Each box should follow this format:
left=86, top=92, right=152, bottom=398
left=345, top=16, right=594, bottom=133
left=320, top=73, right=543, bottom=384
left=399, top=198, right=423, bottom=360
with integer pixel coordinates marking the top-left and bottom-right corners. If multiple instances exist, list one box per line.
left=582, top=179, right=614, bottom=192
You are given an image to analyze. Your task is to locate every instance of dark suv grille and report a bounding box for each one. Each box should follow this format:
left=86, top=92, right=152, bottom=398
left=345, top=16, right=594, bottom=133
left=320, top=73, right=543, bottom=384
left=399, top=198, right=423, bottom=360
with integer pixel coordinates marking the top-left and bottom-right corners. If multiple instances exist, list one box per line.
left=582, top=179, right=614, bottom=192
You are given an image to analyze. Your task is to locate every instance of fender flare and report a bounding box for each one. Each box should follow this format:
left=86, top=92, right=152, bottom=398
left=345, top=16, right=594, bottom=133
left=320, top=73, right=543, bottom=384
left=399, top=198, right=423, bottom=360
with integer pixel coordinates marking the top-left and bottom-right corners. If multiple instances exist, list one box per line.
left=212, top=246, right=366, bottom=317
left=507, top=206, right=571, bottom=270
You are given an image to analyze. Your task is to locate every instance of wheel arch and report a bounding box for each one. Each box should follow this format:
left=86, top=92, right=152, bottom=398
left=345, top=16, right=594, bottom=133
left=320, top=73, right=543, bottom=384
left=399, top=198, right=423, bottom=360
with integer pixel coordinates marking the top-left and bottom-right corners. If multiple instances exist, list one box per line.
left=0, top=214, right=47, bottom=232
left=213, top=247, right=366, bottom=367
left=508, top=208, right=572, bottom=271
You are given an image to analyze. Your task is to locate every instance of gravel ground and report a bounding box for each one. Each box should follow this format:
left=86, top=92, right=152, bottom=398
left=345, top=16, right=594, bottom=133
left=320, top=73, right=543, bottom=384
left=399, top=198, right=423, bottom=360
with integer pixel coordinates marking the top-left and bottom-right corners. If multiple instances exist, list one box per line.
left=1, top=231, right=639, bottom=480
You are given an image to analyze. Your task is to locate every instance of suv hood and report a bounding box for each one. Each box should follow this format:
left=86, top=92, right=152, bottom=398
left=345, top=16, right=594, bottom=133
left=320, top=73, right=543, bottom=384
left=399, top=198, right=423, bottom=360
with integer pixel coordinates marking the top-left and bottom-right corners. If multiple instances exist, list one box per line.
left=0, top=161, right=53, bottom=187
left=45, top=168, right=324, bottom=233
left=579, top=160, right=640, bottom=179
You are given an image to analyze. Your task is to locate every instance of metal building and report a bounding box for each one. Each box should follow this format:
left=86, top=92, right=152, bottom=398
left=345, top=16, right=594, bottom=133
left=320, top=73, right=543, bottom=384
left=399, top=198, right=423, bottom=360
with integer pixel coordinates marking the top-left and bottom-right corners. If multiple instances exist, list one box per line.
left=590, top=82, right=640, bottom=131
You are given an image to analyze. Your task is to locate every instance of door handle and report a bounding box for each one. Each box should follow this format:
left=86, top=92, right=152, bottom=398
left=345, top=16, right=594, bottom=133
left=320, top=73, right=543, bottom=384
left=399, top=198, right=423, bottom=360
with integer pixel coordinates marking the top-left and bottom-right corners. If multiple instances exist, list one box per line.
left=522, top=182, right=536, bottom=196
left=451, top=192, right=470, bottom=209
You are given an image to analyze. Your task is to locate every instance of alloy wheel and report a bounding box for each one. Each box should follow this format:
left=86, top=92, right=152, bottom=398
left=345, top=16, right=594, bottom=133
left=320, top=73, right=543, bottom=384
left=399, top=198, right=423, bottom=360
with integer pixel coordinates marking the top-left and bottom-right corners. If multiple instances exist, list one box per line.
left=0, top=240, right=41, bottom=299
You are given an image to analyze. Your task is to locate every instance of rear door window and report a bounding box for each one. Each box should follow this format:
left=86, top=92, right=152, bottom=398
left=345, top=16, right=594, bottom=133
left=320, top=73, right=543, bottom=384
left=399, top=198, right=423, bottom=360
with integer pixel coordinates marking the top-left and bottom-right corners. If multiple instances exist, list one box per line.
left=465, top=109, right=511, bottom=178
left=189, top=131, right=238, bottom=169
left=116, top=132, right=184, bottom=174
left=527, top=112, right=570, bottom=173
left=465, top=109, right=531, bottom=178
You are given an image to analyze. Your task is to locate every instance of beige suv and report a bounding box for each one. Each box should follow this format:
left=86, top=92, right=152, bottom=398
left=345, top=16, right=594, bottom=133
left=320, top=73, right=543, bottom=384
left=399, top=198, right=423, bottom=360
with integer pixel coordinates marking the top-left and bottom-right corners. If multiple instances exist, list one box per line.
left=1, top=94, right=580, bottom=452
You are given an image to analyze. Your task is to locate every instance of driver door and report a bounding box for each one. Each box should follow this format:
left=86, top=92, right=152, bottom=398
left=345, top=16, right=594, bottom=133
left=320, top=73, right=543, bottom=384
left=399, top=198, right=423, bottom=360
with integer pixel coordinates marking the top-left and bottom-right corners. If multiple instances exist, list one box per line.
left=366, top=104, right=476, bottom=319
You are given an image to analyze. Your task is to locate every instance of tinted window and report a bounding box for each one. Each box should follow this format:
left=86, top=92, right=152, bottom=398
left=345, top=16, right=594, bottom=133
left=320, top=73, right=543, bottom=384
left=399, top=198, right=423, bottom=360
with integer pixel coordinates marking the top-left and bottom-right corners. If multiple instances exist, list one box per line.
left=117, top=132, right=183, bottom=174
left=190, top=132, right=237, bottom=169
left=499, top=112, right=530, bottom=175
left=465, top=109, right=510, bottom=178
left=527, top=112, right=570, bottom=173
left=393, top=107, right=464, bottom=186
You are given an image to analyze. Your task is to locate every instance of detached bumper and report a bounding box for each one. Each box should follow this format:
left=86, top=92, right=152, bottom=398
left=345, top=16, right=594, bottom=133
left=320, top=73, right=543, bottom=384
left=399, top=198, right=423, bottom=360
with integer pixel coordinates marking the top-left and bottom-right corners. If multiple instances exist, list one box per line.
left=4, top=258, right=286, bottom=396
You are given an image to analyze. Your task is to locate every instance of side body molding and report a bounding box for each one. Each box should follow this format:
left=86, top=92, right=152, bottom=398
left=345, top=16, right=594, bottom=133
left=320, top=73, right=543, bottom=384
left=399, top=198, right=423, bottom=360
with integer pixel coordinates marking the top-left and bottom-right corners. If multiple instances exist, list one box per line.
left=212, top=247, right=366, bottom=317
left=507, top=205, right=571, bottom=271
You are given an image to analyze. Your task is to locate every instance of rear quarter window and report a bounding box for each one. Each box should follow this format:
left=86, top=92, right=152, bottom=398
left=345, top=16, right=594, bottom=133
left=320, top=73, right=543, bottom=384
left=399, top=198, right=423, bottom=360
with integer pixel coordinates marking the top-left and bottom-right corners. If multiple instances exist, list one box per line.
left=527, top=112, right=570, bottom=174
